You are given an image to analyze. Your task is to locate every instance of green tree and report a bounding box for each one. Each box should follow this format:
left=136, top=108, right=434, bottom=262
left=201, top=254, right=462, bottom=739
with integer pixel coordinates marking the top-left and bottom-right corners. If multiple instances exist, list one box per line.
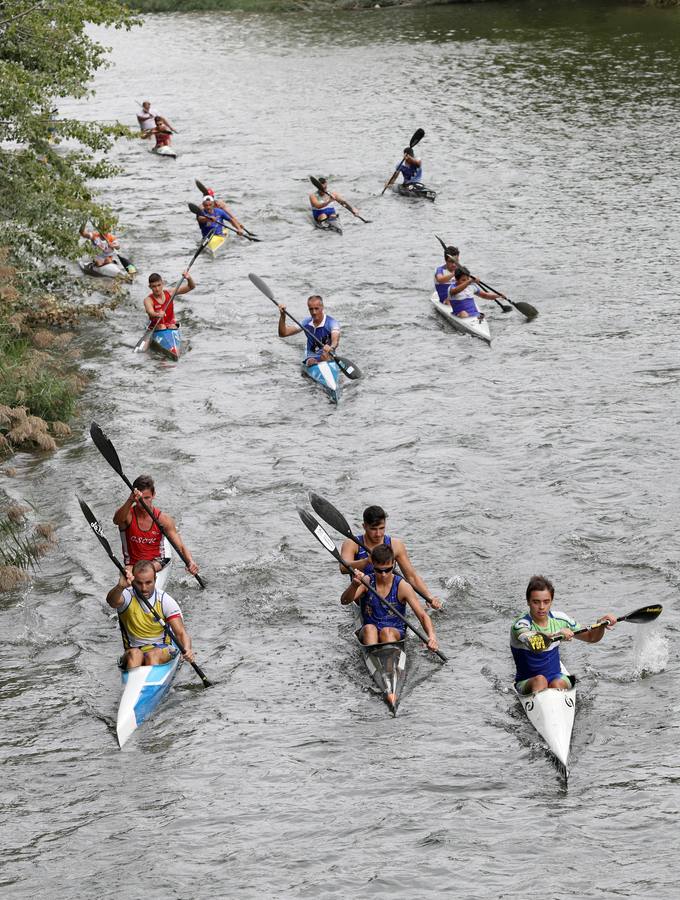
left=0, top=0, right=138, bottom=274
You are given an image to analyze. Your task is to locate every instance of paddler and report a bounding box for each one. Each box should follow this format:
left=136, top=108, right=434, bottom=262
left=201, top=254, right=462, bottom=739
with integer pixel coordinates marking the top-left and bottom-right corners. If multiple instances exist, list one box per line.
left=136, top=101, right=158, bottom=132
left=445, top=266, right=505, bottom=319
left=141, top=115, right=175, bottom=151
left=200, top=187, right=247, bottom=236
left=196, top=195, right=244, bottom=238
left=79, top=224, right=120, bottom=269
left=106, top=561, right=195, bottom=669
left=309, top=176, right=358, bottom=225
left=340, top=544, right=439, bottom=651
left=339, top=505, right=442, bottom=610
left=511, top=575, right=617, bottom=694
left=434, top=245, right=460, bottom=301
left=143, top=271, right=195, bottom=331
left=397, top=147, right=423, bottom=188
left=113, top=475, right=200, bottom=578
left=277, top=294, right=340, bottom=366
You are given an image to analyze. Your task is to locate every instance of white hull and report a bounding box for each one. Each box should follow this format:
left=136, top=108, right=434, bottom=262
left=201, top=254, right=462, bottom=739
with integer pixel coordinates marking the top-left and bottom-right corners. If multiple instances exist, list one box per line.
left=150, top=145, right=177, bottom=159
left=430, top=291, right=491, bottom=345
left=79, top=259, right=127, bottom=279
left=116, top=538, right=176, bottom=747
left=515, top=670, right=576, bottom=776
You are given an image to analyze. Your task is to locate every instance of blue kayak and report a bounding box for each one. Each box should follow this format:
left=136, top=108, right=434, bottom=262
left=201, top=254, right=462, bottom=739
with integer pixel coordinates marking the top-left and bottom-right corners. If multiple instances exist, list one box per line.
left=150, top=327, right=182, bottom=360
left=301, top=360, right=341, bottom=404
left=116, top=654, right=181, bottom=747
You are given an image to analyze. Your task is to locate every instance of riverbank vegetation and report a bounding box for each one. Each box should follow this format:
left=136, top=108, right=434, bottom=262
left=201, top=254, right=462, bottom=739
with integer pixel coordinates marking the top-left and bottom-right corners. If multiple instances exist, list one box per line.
left=0, top=502, right=56, bottom=592
left=0, top=1, right=138, bottom=460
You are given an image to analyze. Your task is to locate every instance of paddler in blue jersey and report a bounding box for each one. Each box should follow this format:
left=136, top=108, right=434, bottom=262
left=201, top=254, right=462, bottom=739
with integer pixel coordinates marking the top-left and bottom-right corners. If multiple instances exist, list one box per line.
left=445, top=266, right=505, bottom=319
left=277, top=294, right=340, bottom=366
left=397, top=147, right=423, bottom=188
left=339, top=505, right=443, bottom=610
left=511, top=575, right=616, bottom=694
left=196, top=195, right=244, bottom=238
left=309, top=176, right=357, bottom=225
left=434, top=245, right=460, bottom=301
left=106, top=560, right=195, bottom=670
left=340, top=543, right=439, bottom=651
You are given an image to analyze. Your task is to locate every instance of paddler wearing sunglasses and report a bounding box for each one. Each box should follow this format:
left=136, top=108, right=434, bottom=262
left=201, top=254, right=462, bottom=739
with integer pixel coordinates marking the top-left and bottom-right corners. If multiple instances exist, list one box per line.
left=340, top=543, right=439, bottom=651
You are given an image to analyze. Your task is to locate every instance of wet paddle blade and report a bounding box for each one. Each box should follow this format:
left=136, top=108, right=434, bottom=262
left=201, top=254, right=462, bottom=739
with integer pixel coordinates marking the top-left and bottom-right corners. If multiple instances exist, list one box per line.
left=308, top=493, right=355, bottom=542
left=297, top=507, right=341, bottom=561
left=195, top=178, right=209, bottom=195
left=409, top=128, right=425, bottom=148
left=77, top=495, right=126, bottom=574
left=334, top=355, right=362, bottom=380
left=249, top=272, right=275, bottom=301
left=513, top=300, right=539, bottom=320
left=90, top=421, right=125, bottom=476
left=619, top=605, right=663, bottom=624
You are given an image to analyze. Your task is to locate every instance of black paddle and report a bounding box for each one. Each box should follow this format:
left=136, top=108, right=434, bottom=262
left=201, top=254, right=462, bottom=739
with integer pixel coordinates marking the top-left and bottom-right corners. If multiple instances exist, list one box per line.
left=133, top=233, right=211, bottom=354
left=188, top=202, right=261, bottom=243
left=382, top=128, right=425, bottom=195
left=308, top=492, right=440, bottom=610
left=248, top=273, right=362, bottom=381
left=77, top=495, right=210, bottom=687
left=547, top=604, right=663, bottom=645
left=195, top=179, right=257, bottom=237
left=435, top=235, right=513, bottom=314
left=298, top=508, right=447, bottom=663
left=89, top=421, right=206, bottom=589
left=309, top=176, right=371, bottom=224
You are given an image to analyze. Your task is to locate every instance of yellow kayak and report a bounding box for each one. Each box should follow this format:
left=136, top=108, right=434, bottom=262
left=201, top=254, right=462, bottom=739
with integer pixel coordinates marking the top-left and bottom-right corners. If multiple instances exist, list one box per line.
left=206, top=233, right=228, bottom=258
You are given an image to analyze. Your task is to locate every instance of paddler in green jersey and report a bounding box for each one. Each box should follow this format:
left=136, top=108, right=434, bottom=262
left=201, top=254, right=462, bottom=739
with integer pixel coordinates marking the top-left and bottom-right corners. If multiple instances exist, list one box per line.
left=511, top=575, right=616, bottom=695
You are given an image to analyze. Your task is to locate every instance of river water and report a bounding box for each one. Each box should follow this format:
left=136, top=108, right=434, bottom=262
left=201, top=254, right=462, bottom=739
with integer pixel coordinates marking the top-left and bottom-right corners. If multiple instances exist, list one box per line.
left=2, top=1, right=680, bottom=897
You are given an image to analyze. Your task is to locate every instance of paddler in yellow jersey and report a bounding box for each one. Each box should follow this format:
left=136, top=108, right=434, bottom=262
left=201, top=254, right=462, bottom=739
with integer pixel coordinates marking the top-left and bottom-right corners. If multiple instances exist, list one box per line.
left=106, top=560, right=195, bottom=669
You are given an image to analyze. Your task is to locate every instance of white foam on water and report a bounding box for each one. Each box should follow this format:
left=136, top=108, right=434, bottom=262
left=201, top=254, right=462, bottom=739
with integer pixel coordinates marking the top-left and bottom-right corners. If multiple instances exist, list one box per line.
left=631, top=628, right=668, bottom=677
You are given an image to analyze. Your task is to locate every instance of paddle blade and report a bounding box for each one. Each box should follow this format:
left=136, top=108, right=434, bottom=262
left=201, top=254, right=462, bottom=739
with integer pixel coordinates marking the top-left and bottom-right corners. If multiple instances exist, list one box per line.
left=308, top=493, right=354, bottom=542
left=409, top=128, right=425, bottom=148
left=513, top=300, right=539, bottom=320
left=195, top=178, right=209, bottom=195
left=133, top=327, right=154, bottom=354
left=309, top=175, right=324, bottom=192
left=297, top=507, right=340, bottom=559
left=334, top=356, right=362, bottom=380
left=619, top=605, right=663, bottom=625
left=77, top=495, right=125, bottom=573
left=188, top=202, right=202, bottom=216
left=90, top=422, right=124, bottom=476
left=248, top=272, right=275, bottom=301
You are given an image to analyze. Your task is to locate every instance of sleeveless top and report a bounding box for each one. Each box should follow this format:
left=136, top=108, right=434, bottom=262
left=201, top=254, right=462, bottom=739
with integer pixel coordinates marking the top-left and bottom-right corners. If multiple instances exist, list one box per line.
left=121, top=506, right=163, bottom=566
left=398, top=161, right=423, bottom=184
left=147, top=289, right=175, bottom=329
left=117, top=588, right=180, bottom=649
left=434, top=264, right=453, bottom=302
left=360, top=572, right=405, bottom=625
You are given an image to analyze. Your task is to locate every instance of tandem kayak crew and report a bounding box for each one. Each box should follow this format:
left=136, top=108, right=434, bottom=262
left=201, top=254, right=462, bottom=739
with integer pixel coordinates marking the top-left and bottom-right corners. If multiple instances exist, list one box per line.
left=340, top=544, right=439, bottom=650
left=277, top=294, right=340, bottom=366
left=445, top=266, right=505, bottom=319
left=339, top=504, right=443, bottom=609
left=143, top=271, right=195, bottom=331
left=511, top=575, right=617, bottom=694
left=106, top=561, right=195, bottom=669
left=113, top=475, right=200, bottom=578
left=196, top=195, right=245, bottom=238
left=434, top=245, right=460, bottom=301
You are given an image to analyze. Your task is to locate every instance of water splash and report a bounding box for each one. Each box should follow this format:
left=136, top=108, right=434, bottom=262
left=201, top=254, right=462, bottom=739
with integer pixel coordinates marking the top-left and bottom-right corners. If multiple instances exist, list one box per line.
left=631, top=629, right=668, bottom=677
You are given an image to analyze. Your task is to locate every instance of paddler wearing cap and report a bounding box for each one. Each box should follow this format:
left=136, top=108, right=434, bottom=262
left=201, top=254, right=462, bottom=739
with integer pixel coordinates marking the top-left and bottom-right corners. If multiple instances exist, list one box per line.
left=434, top=245, right=461, bottom=302
left=309, top=176, right=357, bottom=225
left=196, top=194, right=244, bottom=237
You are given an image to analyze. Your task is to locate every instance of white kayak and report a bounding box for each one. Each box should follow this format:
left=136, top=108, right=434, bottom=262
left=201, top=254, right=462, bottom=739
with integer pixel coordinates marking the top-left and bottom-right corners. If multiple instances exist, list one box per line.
left=79, top=259, right=128, bottom=279
left=150, top=144, right=177, bottom=159
left=430, top=291, right=491, bottom=345
left=116, top=538, right=180, bottom=748
left=515, top=668, right=576, bottom=778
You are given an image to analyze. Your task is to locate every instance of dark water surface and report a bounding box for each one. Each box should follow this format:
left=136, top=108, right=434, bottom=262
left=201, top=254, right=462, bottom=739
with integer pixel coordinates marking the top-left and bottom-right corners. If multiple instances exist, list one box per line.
left=2, top=2, right=680, bottom=897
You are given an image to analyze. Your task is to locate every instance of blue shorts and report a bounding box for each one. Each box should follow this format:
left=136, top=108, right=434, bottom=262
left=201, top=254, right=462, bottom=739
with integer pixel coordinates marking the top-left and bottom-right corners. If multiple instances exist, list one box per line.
left=362, top=615, right=405, bottom=639
left=312, top=206, right=335, bottom=220
left=515, top=670, right=571, bottom=694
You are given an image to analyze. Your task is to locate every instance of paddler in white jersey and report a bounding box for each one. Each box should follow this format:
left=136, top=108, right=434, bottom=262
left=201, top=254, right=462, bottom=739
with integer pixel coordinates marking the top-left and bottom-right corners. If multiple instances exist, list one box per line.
left=309, top=176, right=359, bottom=225
left=339, top=504, right=443, bottom=610
left=446, top=266, right=505, bottom=320
left=106, top=560, right=195, bottom=669
left=511, top=575, right=616, bottom=694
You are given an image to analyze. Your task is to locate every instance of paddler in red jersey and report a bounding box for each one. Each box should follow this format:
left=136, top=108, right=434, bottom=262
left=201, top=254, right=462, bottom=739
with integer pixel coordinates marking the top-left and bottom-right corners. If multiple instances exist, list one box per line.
left=141, top=114, right=175, bottom=150
left=143, top=271, right=195, bottom=331
left=113, top=474, right=200, bottom=578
